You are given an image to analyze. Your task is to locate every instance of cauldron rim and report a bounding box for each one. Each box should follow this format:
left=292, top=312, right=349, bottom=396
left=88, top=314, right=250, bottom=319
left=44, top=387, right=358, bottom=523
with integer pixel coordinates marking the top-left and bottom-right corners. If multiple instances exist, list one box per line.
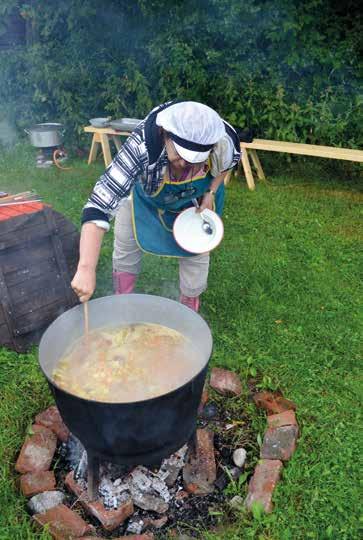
left=38, top=293, right=212, bottom=406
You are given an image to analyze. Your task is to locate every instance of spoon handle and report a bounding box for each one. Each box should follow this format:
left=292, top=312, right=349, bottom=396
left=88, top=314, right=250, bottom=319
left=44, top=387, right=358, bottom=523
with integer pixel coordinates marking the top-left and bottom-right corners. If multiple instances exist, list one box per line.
left=84, top=301, right=89, bottom=339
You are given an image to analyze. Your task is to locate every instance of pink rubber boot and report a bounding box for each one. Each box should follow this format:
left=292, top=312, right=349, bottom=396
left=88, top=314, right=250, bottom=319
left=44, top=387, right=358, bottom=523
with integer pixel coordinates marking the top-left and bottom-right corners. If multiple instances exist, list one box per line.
left=180, top=294, right=200, bottom=312
left=113, top=271, right=137, bottom=294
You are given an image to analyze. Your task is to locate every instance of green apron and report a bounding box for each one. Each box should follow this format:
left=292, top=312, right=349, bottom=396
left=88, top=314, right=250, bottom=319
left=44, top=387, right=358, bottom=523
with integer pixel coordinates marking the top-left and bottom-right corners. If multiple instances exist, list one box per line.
left=132, top=166, right=224, bottom=257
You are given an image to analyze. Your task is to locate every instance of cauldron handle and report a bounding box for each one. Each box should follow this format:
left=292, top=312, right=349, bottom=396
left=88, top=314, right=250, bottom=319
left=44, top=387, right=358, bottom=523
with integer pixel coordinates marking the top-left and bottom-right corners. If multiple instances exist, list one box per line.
left=87, top=452, right=99, bottom=501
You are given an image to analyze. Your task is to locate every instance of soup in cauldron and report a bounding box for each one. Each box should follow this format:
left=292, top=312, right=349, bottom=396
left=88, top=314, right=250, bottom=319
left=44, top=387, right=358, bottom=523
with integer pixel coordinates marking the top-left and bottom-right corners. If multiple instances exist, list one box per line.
left=52, top=323, right=203, bottom=402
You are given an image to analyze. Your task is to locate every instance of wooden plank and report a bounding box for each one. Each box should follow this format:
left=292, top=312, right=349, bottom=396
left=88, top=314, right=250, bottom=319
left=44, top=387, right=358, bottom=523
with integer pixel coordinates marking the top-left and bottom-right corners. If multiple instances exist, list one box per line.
left=250, top=149, right=266, bottom=180
left=241, top=149, right=256, bottom=190
left=10, top=275, right=66, bottom=311
left=0, top=208, right=45, bottom=236
left=12, top=300, right=66, bottom=336
left=43, top=207, right=77, bottom=307
left=0, top=267, right=15, bottom=348
left=240, top=139, right=363, bottom=162
left=84, top=125, right=131, bottom=136
left=87, top=133, right=101, bottom=164
left=0, top=322, right=11, bottom=343
left=100, top=133, right=112, bottom=167
left=5, top=257, right=56, bottom=287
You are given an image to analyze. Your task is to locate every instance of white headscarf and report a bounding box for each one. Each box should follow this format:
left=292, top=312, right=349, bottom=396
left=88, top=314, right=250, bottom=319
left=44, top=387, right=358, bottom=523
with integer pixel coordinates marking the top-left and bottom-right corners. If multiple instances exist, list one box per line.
left=156, top=101, right=226, bottom=163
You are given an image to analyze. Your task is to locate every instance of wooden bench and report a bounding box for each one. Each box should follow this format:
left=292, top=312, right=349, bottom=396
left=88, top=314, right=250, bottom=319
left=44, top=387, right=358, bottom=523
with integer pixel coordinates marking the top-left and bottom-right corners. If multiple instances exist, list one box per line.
left=84, top=125, right=132, bottom=167
left=237, top=139, right=363, bottom=190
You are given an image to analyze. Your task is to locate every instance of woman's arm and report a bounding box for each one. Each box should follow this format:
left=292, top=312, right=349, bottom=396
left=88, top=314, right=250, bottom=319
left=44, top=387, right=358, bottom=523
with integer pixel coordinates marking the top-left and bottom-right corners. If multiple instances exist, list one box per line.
left=71, top=223, right=105, bottom=302
left=199, top=171, right=228, bottom=211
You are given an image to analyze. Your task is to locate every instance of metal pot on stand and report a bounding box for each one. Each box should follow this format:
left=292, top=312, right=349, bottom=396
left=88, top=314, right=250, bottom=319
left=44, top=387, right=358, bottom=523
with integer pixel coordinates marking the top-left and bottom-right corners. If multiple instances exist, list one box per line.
left=24, top=123, right=64, bottom=148
left=38, top=294, right=213, bottom=498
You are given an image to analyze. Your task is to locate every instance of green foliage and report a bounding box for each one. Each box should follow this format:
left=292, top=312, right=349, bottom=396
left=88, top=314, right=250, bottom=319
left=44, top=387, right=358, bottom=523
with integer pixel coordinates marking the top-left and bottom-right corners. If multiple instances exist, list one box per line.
left=0, top=0, right=362, bottom=147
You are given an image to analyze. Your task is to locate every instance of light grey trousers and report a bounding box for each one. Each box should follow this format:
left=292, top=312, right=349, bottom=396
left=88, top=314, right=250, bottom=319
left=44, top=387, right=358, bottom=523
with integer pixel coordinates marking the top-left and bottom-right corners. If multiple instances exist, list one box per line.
left=112, top=199, right=210, bottom=297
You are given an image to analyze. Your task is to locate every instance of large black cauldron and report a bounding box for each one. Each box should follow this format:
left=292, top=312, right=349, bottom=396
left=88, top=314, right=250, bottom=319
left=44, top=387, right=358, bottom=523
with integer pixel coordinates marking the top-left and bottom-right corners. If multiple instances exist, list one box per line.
left=38, top=294, right=212, bottom=466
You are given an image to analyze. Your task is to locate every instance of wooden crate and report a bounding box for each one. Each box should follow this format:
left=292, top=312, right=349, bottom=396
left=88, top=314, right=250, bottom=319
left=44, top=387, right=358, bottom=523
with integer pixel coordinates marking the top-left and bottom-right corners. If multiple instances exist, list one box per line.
left=0, top=203, right=80, bottom=352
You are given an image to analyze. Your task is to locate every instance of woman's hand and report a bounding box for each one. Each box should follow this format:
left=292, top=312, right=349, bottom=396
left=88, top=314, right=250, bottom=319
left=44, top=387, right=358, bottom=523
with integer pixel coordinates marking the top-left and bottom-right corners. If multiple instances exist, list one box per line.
left=71, top=265, right=96, bottom=303
left=199, top=191, right=215, bottom=212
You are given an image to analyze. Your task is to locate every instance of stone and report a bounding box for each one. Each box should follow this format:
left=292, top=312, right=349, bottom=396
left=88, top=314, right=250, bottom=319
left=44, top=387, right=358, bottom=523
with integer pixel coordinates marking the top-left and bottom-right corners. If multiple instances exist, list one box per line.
left=33, top=503, right=94, bottom=538
left=210, top=368, right=242, bottom=396
left=253, top=391, right=297, bottom=415
left=183, top=428, right=216, bottom=495
left=15, top=424, right=57, bottom=474
left=260, top=425, right=299, bottom=461
left=232, top=448, right=247, bottom=468
left=28, top=491, right=65, bottom=514
left=245, top=459, right=283, bottom=513
left=65, top=471, right=134, bottom=531
left=199, top=402, right=219, bottom=420
left=20, top=470, right=56, bottom=497
left=35, top=406, right=70, bottom=442
left=229, top=495, right=244, bottom=510
left=267, top=410, right=297, bottom=429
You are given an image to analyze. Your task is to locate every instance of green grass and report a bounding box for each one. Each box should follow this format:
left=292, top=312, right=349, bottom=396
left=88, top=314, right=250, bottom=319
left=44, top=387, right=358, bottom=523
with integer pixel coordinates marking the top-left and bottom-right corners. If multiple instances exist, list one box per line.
left=0, top=145, right=362, bottom=539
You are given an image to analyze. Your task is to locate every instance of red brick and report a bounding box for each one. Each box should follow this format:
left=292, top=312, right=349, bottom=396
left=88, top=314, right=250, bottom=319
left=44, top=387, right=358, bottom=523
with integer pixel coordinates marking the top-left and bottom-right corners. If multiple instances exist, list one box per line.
left=245, top=459, right=283, bottom=513
left=20, top=470, right=56, bottom=497
left=35, top=406, right=70, bottom=442
left=260, top=425, right=298, bottom=461
left=33, top=503, right=94, bottom=539
left=267, top=410, right=297, bottom=429
left=183, top=428, right=216, bottom=495
left=65, top=471, right=133, bottom=531
left=210, top=368, right=242, bottom=396
left=253, top=391, right=296, bottom=415
left=15, top=425, right=57, bottom=474
left=197, top=388, right=209, bottom=415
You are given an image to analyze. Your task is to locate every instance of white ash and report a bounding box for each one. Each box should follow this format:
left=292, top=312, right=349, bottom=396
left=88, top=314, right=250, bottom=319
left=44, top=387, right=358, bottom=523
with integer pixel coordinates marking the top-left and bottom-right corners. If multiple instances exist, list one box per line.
left=158, top=444, right=188, bottom=486
left=63, top=438, right=188, bottom=511
left=98, top=476, right=131, bottom=509
left=126, top=517, right=145, bottom=534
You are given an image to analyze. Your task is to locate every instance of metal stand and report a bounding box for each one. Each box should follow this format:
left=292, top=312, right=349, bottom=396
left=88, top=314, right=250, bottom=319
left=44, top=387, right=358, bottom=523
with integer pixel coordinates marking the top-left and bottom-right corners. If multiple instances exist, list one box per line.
left=87, top=452, right=99, bottom=501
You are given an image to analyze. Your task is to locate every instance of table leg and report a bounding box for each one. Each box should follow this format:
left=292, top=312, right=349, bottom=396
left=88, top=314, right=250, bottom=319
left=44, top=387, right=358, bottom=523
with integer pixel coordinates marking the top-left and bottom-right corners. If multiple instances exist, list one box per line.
left=224, top=170, right=233, bottom=185
left=100, top=134, right=112, bottom=167
left=241, top=150, right=255, bottom=190
left=250, top=150, right=266, bottom=181
left=88, top=133, right=101, bottom=164
left=112, top=135, right=122, bottom=151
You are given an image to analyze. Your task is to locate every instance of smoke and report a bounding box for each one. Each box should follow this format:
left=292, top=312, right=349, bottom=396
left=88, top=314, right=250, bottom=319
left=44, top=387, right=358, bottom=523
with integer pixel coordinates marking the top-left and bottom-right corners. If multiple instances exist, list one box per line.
left=0, top=120, right=18, bottom=147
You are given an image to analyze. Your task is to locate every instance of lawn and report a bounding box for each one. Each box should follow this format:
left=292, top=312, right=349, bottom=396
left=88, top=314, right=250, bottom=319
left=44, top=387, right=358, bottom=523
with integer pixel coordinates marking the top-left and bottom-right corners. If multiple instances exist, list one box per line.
left=0, top=145, right=361, bottom=539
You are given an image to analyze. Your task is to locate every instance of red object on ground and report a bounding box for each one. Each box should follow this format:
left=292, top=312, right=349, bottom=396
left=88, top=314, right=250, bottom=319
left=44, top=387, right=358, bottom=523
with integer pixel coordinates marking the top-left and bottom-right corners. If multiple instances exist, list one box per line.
left=210, top=367, right=242, bottom=396
left=183, top=428, right=216, bottom=495
left=0, top=201, right=44, bottom=221
left=260, top=425, right=299, bottom=461
left=245, top=459, right=283, bottom=513
left=253, top=391, right=297, bottom=415
left=33, top=503, right=94, bottom=539
left=35, top=406, right=70, bottom=443
left=20, top=470, right=56, bottom=497
left=65, top=471, right=134, bottom=531
left=267, top=410, right=297, bottom=429
left=15, top=425, right=57, bottom=474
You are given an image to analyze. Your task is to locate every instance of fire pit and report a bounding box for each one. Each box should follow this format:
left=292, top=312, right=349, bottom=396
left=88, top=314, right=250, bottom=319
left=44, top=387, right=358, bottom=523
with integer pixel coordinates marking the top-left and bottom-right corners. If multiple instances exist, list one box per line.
left=38, top=294, right=213, bottom=499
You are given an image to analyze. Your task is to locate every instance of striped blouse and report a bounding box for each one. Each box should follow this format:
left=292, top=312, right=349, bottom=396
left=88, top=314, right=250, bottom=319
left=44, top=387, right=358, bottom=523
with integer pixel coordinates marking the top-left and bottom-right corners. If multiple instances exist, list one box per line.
left=82, top=102, right=241, bottom=230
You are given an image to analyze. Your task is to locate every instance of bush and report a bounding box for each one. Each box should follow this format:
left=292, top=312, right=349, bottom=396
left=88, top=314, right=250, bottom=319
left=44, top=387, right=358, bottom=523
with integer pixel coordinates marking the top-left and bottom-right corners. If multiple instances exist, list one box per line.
left=0, top=0, right=361, bottom=148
